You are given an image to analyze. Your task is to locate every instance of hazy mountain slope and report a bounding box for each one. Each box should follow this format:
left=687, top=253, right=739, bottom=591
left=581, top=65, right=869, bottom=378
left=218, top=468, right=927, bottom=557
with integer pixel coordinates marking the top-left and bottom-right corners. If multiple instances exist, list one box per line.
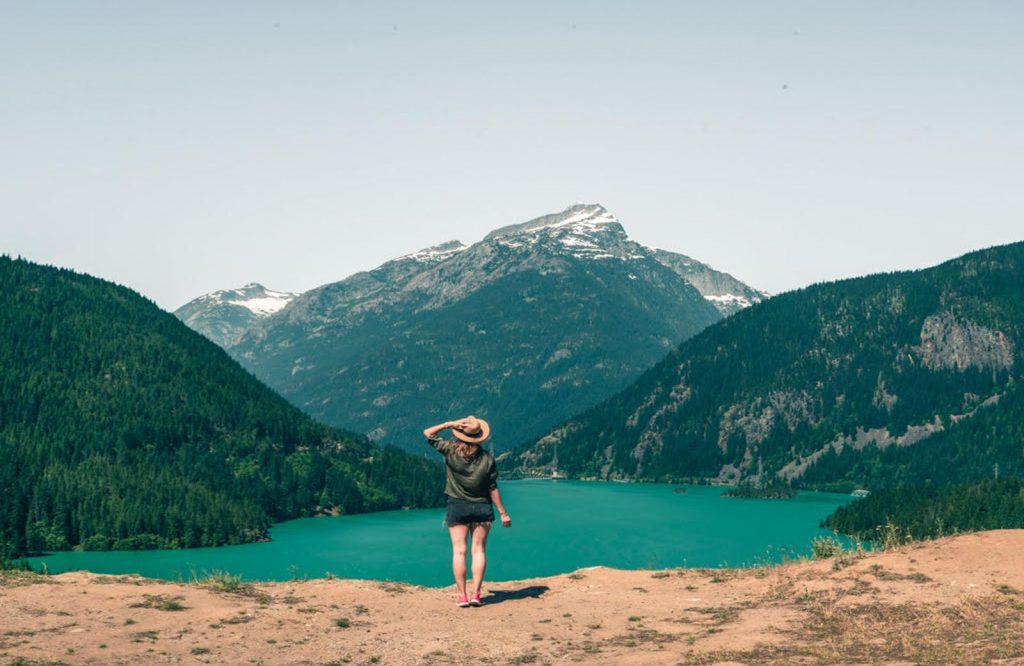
left=516, top=241, right=1023, bottom=487
left=0, top=257, right=440, bottom=559
left=652, top=249, right=769, bottom=316
left=227, top=204, right=743, bottom=451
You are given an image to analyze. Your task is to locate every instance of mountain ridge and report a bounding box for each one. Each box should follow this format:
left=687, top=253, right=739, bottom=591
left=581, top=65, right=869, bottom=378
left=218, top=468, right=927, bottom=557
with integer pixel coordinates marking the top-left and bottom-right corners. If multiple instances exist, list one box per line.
left=181, top=203, right=765, bottom=452
left=515, top=240, right=1024, bottom=488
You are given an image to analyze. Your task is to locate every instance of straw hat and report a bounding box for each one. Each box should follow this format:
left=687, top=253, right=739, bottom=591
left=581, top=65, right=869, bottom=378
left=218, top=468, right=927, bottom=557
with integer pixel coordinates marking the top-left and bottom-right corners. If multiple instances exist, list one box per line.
left=452, top=415, right=491, bottom=444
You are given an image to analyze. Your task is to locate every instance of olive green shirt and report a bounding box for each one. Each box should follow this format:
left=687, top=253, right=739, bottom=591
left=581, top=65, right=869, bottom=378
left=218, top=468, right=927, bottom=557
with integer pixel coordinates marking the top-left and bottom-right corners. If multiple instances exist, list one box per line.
left=427, top=435, right=498, bottom=502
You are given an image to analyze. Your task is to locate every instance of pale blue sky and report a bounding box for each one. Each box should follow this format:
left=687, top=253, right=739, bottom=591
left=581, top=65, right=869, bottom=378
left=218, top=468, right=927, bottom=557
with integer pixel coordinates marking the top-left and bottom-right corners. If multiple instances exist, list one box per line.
left=2, top=1, right=1022, bottom=309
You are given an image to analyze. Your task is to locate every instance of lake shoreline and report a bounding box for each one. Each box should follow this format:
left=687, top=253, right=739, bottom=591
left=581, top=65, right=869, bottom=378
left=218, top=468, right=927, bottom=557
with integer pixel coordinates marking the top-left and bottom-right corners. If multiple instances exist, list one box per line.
left=4, top=530, right=1023, bottom=664
left=27, top=482, right=855, bottom=585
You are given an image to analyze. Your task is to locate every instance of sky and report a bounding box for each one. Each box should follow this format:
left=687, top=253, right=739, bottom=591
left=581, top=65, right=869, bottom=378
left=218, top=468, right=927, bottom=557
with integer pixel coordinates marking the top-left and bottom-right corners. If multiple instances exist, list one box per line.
left=2, top=1, right=1022, bottom=310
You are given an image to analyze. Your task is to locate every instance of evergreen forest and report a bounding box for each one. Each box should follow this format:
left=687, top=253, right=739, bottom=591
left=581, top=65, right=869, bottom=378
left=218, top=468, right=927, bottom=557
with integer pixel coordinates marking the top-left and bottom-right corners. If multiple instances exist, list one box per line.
left=0, top=257, right=442, bottom=560
left=518, top=241, right=1024, bottom=491
left=823, top=477, right=1024, bottom=540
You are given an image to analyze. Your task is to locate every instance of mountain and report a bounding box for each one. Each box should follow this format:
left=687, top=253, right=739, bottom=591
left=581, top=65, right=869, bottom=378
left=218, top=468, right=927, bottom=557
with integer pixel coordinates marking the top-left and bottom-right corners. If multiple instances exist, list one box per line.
left=652, top=249, right=768, bottom=316
left=516, top=241, right=1024, bottom=489
left=174, top=283, right=297, bottom=347
left=0, top=257, right=440, bottom=559
left=210, top=203, right=763, bottom=452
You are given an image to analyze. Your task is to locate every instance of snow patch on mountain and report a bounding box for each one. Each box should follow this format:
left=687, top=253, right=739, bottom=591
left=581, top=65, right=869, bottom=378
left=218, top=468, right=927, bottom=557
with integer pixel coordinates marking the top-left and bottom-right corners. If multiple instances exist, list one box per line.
left=650, top=249, right=768, bottom=317
left=179, top=203, right=768, bottom=350
left=397, top=240, right=468, bottom=264
left=485, top=203, right=618, bottom=240
left=230, top=291, right=296, bottom=315
left=208, top=284, right=297, bottom=316
left=705, top=293, right=756, bottom=309
left=484, top=204, right=637, bottom=261
left=545, top=204, right=619, bottom=233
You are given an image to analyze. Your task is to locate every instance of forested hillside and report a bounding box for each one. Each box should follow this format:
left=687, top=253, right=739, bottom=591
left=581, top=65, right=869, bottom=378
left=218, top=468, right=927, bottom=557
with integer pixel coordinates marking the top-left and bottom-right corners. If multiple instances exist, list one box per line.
left=824, top=477, right=1024, bottom=540
left=517, top=241, right=1023, bottom=489
left=0, top=257, right=441, bottom=559
left=800, top=377, right=1024, bottom=492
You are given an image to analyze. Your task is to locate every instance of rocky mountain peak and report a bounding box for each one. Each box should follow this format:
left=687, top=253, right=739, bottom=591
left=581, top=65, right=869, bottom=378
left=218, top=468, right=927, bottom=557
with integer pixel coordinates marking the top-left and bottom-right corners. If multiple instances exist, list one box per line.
left=484, top=203, right=619, bottom=241
left=395, top=240, right=468, bottom=264
left=174, top=283, right=298, bottom=347
left=477, top=203, right=641, bottom=264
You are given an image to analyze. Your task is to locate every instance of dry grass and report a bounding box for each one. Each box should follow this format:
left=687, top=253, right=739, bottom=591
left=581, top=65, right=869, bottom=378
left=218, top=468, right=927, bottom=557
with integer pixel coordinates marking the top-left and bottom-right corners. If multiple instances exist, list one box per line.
left=376, top=581, right=414, bottom=594
left=127, top=593, right=188, bottom=611
left=190, top=569, right=271, bottom=604
left=686, top=593, right=1024, bottom=665
left=0, top=570, right=50, bottom=588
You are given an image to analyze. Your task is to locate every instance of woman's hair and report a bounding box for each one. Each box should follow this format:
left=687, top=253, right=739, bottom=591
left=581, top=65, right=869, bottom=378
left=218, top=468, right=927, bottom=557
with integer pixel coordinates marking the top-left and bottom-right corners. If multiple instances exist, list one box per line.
left=454, top=442, right=479, bottom=461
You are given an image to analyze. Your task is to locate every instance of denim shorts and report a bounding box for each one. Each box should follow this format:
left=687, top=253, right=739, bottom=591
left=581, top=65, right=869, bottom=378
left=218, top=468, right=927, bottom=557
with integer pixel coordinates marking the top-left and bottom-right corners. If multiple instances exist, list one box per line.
left=445, top=497, right=495, bottom=526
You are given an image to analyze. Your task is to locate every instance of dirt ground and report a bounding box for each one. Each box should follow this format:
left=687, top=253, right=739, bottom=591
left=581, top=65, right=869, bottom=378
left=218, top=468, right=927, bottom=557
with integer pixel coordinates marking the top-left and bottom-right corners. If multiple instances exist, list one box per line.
left=3, top=529, right=1024, bottom=665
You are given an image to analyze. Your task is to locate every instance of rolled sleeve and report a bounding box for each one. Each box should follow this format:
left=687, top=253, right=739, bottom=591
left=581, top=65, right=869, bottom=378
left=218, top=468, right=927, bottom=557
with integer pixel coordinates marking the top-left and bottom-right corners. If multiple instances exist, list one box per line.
left=488, top=461, right=498, bottom=491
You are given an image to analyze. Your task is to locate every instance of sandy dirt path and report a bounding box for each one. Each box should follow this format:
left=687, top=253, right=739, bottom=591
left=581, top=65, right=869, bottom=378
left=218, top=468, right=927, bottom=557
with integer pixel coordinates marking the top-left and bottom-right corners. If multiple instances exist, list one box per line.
left=3, top=530, right=1024, bottom=665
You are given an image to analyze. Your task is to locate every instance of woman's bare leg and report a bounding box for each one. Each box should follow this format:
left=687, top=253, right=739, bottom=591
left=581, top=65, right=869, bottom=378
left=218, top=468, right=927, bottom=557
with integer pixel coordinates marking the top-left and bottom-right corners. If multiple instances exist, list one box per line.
left=469, top=522, right=491, bottom=597
left=448, top=524, right=469, bottom=598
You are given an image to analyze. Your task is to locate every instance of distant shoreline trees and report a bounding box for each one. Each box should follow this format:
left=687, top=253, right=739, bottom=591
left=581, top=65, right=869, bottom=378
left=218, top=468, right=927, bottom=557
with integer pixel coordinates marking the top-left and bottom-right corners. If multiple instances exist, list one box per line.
left=823, top=477, right=1024, bottom=541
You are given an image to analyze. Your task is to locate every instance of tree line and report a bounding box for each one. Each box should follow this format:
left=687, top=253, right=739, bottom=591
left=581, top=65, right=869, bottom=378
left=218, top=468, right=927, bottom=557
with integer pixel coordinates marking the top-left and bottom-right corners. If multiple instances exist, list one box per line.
left=823, top=477, right=1024, bottom=540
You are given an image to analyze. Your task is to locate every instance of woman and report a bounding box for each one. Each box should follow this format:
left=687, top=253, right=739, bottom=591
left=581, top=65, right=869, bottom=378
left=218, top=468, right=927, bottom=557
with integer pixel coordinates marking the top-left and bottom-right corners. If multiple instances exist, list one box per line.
left=423, top=415, right=511, bottom=607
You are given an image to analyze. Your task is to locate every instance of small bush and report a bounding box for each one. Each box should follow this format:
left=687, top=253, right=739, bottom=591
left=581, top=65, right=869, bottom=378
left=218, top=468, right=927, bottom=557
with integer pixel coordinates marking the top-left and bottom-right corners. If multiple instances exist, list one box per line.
left=811, top=536, right=844, bottom=559
left=192, top=569, right=269, bottom=603
left=193, top=569, right=244, bottom=592
left=0, top=557, right=35, bottom=572
left=160, top=599, right=187, bottom=611
left=878, top=520, right=912, bottom=550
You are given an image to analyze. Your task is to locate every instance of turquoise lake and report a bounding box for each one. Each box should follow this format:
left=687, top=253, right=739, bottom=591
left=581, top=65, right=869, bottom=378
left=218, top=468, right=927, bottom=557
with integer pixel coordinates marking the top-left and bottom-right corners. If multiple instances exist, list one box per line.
left=29, top=481, right=853, bottom=587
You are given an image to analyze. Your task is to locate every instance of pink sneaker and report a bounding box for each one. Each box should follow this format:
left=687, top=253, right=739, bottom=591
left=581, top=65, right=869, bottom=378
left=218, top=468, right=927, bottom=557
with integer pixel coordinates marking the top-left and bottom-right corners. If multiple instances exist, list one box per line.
left=469, top=593, right=482, bottom=607
left=456, top=595, right=470, bottom=608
